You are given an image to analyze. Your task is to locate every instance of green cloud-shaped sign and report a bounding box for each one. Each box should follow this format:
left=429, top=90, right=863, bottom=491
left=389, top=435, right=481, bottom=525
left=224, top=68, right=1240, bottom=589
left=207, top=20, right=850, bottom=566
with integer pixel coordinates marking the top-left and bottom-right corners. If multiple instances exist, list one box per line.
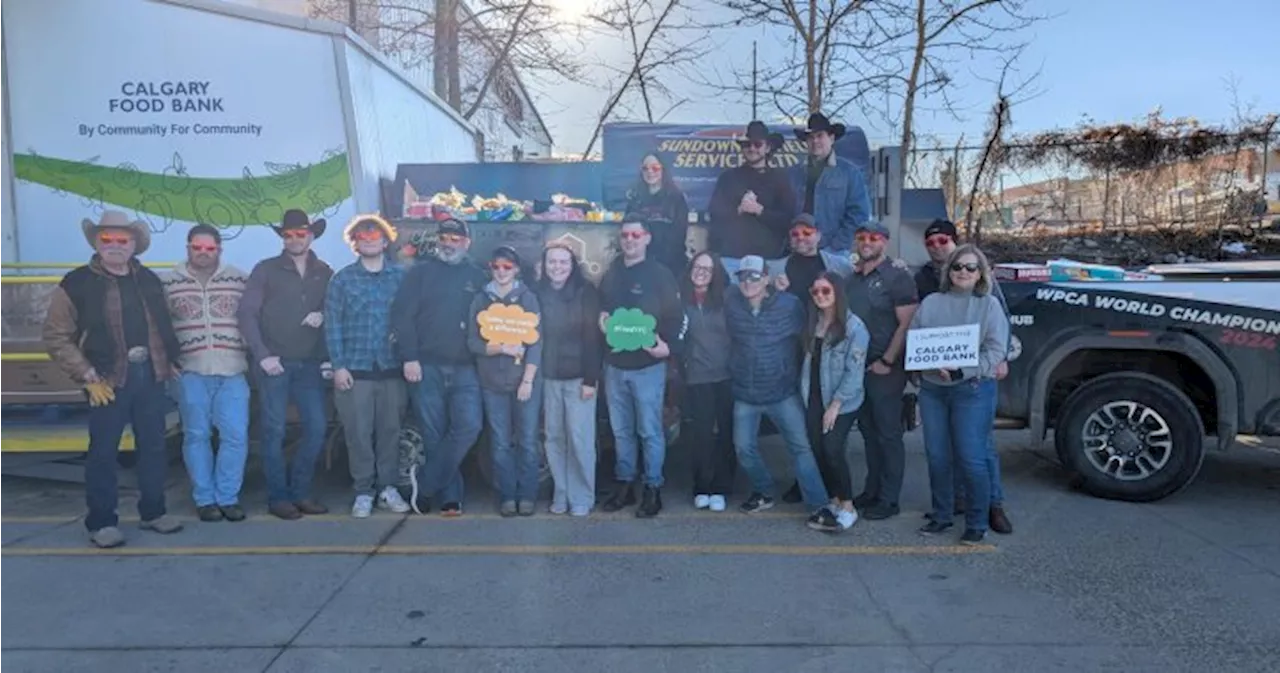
left=605, top=308, right=657, bottom=353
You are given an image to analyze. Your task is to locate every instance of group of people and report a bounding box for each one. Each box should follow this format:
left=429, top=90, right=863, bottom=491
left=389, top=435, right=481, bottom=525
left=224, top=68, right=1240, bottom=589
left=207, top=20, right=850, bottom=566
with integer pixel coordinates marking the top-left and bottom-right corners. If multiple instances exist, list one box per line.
left=44, top=113, right=1012, bottom=550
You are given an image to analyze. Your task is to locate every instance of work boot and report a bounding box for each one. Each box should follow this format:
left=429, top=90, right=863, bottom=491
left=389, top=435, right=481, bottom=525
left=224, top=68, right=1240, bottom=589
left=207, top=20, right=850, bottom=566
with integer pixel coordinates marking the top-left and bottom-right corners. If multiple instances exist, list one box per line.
left=294, top=500, right=329, bottom=515
left=219, top=504, right=247, bottom=522
left=852, top=492, right=878, bottom=510
left=270, top=502, right=302, bottom=520
left=781, top=481, right=802, bottom=504
left=197, top=505, right=224, bottom=522
left=635, top=486, right=662, bottom=518
left=989, top=506, right=1013, bottom=535
left=601, top=482, right=636, bottom=512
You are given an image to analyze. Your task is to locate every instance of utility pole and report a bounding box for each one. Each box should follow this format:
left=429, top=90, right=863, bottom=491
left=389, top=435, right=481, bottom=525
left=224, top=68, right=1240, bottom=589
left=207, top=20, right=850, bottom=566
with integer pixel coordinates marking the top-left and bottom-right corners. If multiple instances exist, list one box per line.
left=347, top=0, right=358, bottom=31
left=751, top=41, right=758, bottom=120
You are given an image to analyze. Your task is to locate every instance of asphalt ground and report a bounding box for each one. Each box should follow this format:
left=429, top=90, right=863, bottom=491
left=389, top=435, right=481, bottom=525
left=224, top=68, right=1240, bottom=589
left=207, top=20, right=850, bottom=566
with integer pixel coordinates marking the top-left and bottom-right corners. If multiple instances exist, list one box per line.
left=2, top=429, right=1279, bottom=673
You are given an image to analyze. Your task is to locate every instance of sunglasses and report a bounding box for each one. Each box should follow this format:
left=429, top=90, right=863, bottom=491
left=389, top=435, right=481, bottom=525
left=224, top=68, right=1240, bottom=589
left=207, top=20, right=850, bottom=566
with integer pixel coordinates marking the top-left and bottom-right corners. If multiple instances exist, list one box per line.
left=810, top=286, right=833, bottom=298
left=855, top=233, right=885, bottom=243
left=490, top=261, right=516, bottom=271
left=97, top=233, right=132, bottom=245
left=620, top=231, right=647, bottom=241
left=352, top=229, right=384, bottom=241
left=743, top=140, right=767, bottom=149
left=790, top=227, right=817, bottom=239
left=438, top=233, right=466, bottom=244
left=925, top=235, right=953, bottom=248
left=736, top=272, right=764, bottom=283
left=642, top=165, right=662, bottom=173
left=188, top=243, right=218, bottom=253
left=282, top=229, right=310, bottom=240
left=950, top=262, right=980, bottom=273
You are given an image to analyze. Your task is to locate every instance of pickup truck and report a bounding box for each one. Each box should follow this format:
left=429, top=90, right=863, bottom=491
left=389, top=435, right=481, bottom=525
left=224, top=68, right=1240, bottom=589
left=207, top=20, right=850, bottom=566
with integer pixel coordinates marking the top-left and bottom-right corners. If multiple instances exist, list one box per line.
left=997, top=261, right=1280, bottom=501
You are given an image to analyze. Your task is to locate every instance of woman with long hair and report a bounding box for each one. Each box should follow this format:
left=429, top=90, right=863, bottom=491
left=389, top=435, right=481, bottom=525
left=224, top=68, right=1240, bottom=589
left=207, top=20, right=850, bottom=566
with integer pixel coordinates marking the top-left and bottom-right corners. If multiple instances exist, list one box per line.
left=534, top=243, right=603, bottom=517
left=911, top=244, right=1009, bottom=545
left=624, top=153, right=690, bottom=272
left=800, top=272, right=870, bottom=532
left=679, top=250, right=735, bottom=512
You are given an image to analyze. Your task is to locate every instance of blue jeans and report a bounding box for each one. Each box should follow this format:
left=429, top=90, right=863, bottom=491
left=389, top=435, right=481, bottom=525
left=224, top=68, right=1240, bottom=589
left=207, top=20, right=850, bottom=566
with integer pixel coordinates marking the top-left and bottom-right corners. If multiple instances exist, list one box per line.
left=176, top=372, right=250, bottom=507
left=955, top=429, right=1006, bottom=508
left=604, top=363, right=667, bottom=488
left=412, top=364, right=483, bottom=504
left=919, top=378, right=998, bottom=532
left=732, top=394, right=830, bottom=512
left=482, top=386, right=543, bottom=502
left=257, top=359, right=328, bottom=505
left=85, top=362, right=170, bottom=531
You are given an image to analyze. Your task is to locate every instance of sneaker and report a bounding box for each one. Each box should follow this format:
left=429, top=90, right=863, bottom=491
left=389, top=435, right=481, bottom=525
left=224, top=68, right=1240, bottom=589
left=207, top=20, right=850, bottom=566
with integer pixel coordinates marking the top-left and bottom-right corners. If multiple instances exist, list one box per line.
left=569, top=505, right=590, bottom=517
left=739, top=493, right=775, bottom=514
left=518, top=500, right=536, bottom=517
left=219, top=504, right=246, bottom=522
left=89, top=526, right=125, bottom=548
left=378, top=487, right=411, bottom=514
left=440, top=502, right=462, bottom=517
left=140, top=514, right=183, bottom=534
left=500, top=500, right=518, bottom=518
left=806, top=507, right=841, bottom=533
left=835, top=507, right=858, bottom=530
left=960, top=529, right=987, bottom=545
left=694, top=494, right=711, bottom=509
left=550, top=502, right=569, bottom=515
left=708, top=495, right=727, bottom=512
left=919, top=520, right=954, bottom=535
left=636, top=486, right=662, bottom=518
left=197, top=505, right=224, bottom=522
left=351, top=494, right=374, bottom=519
left=989, top=507, right=1013, bottom=535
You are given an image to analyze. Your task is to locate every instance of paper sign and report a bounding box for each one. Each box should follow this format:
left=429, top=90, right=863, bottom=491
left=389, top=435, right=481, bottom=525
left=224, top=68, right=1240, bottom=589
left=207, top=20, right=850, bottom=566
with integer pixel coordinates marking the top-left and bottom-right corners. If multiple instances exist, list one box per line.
left=477, top=303, right=540, bottom=347
left=605, top=308, right=657, bottom=352
left=904, top=324, right=981, bottom=371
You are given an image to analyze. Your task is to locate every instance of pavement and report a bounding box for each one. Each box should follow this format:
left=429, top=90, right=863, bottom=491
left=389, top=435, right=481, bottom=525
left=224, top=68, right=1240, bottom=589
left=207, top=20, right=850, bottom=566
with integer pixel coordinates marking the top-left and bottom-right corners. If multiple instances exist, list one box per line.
left=2, top=429, right=1279, bottom=673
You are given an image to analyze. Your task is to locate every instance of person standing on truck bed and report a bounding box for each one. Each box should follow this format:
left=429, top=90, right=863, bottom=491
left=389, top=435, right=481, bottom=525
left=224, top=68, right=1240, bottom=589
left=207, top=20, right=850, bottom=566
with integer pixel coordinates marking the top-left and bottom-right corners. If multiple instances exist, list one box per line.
left=161, top=224, right=250, bottom=524
left=914, top=219, right=1013, bottom=535
left=707, top=120, right=796, bottom=276
left=325, top=215, right=412, bottom=520
left=623, top=152, right=690, bottom=273
left=789, top=112, right=872, bottom=258
left=43, top=211, right=184, bottom=548
left=911, top=245, right=1009, bottom=545
left=597, top=220, right=685, bottom=518
left=237, top=209, right=334, bottom=521
left=391, top=218, right=488, bottom=517
left=844, top=221, right=919, bottom=521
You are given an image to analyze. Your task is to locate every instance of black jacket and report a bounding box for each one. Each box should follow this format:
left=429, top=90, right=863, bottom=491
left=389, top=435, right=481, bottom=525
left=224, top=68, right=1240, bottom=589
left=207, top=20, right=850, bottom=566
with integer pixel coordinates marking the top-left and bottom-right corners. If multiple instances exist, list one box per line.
left=391, top=256, right=488, bottom=365
left=238, top=251, right=333, bottom=362
left=598, top=257, right=685, bottom=371
left=537, top=280, right=603, bottom=387
left=707, top=165, right=796, bottom=259
left=625, top=186, right=690, bottom=272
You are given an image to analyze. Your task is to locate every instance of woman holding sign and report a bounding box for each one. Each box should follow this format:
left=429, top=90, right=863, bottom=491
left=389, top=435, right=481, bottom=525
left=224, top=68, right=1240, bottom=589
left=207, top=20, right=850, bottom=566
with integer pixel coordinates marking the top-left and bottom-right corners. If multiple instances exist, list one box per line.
left=908, top=245, right=1009, bottom=545
left=468, top=247, right=544, bottom=517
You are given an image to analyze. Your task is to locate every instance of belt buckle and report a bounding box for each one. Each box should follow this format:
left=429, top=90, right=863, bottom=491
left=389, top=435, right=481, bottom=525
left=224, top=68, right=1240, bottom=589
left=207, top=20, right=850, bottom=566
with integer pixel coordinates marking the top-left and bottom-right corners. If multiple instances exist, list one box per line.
left=127, top=346, right=150, bottom=363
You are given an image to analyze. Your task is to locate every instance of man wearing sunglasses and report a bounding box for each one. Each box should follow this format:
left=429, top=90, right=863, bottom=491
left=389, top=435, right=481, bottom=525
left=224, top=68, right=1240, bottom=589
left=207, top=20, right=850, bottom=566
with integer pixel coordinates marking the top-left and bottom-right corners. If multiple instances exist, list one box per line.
left=326, top=215, right=413, bottom=519
left=161, top=224, right=251, bottom=523
left=724, top=255, right=832, bottom=529
left=774, top=213, right=854, bottom=301
left=238, top=209, right=335, bottom=520
left=844, top=221, right=919, bottom=521
left=43, top=211, right=184, bottom=548
left=391, top=218, right=488, bottom=516
left=707, top=120, right=797, bottom=276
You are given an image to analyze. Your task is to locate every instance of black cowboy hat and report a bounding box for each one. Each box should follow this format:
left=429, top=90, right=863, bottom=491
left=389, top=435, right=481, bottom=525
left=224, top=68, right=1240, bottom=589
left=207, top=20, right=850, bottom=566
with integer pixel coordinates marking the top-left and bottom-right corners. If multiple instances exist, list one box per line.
left=795, top=112, right=846, bottom=141
left=735, top=120, right=785, bottom=153
left=272, top=208, right=327, bottom=239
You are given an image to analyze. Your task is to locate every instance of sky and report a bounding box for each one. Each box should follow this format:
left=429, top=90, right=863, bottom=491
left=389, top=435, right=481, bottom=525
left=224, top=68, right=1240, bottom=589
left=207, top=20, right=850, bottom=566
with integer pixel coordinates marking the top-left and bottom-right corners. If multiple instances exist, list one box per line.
left=534, top=0, right=1279, bottom=157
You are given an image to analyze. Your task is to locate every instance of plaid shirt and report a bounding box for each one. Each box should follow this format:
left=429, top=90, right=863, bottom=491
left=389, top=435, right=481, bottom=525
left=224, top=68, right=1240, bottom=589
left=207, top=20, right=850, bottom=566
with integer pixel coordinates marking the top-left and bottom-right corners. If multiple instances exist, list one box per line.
left=324, top=259, right=406, bottom=373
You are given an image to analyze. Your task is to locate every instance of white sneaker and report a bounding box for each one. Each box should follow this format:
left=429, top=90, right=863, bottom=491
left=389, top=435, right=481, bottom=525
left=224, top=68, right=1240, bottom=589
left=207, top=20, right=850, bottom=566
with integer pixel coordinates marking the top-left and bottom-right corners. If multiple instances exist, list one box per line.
left=378, top=487, right=411, bottom=513
left=836, top=507, right=858, bottom=530
left=352, top=494, right=374, bottom=518
left=708, top=495, right=727, bottom=512
left=694, top=494, right=711, bottom=509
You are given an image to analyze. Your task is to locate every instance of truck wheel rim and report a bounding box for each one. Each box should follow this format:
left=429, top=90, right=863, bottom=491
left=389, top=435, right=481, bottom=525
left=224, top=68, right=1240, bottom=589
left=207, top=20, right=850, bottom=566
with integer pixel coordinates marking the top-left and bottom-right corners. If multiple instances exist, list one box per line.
left=1081, top=400, right=1174, bottom=481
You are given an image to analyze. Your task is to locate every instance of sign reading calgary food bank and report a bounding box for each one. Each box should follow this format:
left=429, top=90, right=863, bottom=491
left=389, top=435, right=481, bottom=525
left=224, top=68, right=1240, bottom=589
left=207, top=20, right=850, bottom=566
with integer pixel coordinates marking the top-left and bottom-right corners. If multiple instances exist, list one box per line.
left=605, top=308, right=657, bottom=353
left=904, top=324, right=981, bottom=371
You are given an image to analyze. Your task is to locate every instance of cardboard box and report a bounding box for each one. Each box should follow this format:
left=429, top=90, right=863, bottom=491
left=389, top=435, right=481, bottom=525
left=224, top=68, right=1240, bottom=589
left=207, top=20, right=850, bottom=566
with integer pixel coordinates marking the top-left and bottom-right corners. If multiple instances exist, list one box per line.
left=994, top=263, right=1051, bottom=282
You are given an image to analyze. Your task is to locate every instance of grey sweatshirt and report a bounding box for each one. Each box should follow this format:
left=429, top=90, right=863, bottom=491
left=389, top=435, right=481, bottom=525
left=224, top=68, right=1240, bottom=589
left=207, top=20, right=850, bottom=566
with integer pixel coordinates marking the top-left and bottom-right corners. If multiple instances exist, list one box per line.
left=909, top=289, right=1008, bottom=386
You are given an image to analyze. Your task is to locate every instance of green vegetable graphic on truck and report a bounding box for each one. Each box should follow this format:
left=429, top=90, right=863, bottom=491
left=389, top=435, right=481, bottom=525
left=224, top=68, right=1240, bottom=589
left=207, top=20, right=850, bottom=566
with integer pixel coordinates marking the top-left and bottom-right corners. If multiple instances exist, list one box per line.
left=13, top=148, right=351, bottom=239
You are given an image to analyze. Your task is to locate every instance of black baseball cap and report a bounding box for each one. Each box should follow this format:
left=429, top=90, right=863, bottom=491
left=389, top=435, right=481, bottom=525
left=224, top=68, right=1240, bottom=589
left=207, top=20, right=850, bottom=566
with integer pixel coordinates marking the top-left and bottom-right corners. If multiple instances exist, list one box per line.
left=437, top=218, right=470, bottom=238
left=491, top=245, right=522, bottom=267
left=923, top=219, right=958, bottom=241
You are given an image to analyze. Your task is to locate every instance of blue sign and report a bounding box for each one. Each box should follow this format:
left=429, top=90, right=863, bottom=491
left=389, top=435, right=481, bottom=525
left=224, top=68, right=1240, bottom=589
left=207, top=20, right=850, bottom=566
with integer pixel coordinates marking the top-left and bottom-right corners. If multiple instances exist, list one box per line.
left=601, top=122, right=871, bottom=218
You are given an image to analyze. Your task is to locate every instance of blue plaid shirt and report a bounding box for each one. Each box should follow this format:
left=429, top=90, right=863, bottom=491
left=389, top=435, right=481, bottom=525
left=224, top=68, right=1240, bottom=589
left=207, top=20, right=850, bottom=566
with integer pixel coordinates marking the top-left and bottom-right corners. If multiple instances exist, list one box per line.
left=325, top=259, right=406, bottom=373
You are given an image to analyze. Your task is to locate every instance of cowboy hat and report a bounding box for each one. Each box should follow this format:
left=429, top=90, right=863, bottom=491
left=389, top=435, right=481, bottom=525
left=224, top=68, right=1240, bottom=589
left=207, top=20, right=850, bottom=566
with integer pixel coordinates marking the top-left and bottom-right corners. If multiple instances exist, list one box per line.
left=272, top=208, right=326, bottom=239
left=794, top=112, right=846, bottom=141
left=81, top=210, right=151, bottom=255
left=735, top=120, right=785, bottom=154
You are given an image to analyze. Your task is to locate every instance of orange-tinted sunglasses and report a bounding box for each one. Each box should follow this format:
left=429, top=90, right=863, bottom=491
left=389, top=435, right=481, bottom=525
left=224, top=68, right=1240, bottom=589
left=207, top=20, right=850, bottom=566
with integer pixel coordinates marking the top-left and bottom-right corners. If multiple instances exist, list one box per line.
left=490, top=261, right=516, bottom=271
left=925, top=234, right=952, bottom=248
left=439, top=233, right=466, bottom=244
left=791, top=226, right=817, bottom=239
left=97, top=232, right=132, bottom=245
left=282, top=229, right=310, bottom=240
left=620, top=231, right=647, bottom=241
left=352, top=229, right=384, bottom=241
left=810, top=285, right=833, bottom=297
left=188, top=243, right=218, bottom=253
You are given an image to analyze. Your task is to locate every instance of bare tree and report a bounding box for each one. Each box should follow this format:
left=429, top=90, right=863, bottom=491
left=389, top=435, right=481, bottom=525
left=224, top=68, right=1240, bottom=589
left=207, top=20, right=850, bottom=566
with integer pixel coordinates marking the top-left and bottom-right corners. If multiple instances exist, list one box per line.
left=579, top=0, right=711, bottom=158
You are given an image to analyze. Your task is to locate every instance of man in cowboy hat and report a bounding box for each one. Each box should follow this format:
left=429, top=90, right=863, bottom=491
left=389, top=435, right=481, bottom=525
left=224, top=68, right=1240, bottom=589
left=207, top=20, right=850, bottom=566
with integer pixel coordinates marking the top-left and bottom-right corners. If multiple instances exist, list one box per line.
left=707, top=120, right=797, bottom=276
left=790, top=112, right=872, bottom=256
left=43, top=210, right=184, bottom=548
left=237, top=208, right=334, bottom=520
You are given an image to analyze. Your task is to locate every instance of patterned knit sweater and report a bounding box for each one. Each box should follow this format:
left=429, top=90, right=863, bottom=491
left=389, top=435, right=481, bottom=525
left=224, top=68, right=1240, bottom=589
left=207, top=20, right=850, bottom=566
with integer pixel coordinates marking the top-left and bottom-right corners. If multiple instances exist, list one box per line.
left=161, top=263, right=250, bottom=376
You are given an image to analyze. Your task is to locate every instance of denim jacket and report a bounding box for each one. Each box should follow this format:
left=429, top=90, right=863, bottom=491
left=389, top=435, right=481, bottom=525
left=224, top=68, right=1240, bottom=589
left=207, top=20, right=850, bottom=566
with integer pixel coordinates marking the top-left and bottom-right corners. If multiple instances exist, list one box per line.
left=789, top=153, right=872, bottom=253
left=799, top=312, right=870, bottom=414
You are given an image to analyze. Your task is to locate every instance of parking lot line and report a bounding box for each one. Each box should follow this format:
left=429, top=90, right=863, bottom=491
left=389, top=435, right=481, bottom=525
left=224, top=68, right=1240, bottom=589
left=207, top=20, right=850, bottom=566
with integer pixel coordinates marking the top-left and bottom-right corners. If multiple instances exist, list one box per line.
left=1, top=511, right=805, bottom=524
left=1, top=543, right=996, bottom=557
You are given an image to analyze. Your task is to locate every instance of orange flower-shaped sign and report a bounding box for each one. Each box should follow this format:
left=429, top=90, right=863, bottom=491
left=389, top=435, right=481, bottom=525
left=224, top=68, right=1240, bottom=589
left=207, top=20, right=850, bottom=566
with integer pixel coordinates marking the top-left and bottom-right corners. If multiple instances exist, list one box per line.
left=477, top=302, right=540, bottom=347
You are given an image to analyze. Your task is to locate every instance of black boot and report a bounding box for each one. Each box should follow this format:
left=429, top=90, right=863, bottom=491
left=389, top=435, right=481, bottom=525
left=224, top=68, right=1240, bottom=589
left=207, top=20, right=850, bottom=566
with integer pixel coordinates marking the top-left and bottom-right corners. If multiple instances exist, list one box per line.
left=781, top=481, right=803, bottom=504
left=636, top=486, right=662, bottom=518
left=601, top=482, right=637, bottom=512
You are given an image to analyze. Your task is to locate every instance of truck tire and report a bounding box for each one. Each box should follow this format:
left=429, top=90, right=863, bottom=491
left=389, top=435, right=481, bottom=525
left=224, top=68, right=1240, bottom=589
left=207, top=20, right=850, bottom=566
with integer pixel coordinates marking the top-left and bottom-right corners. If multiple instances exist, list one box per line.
left=1055, top=372, right=1205, bottom=502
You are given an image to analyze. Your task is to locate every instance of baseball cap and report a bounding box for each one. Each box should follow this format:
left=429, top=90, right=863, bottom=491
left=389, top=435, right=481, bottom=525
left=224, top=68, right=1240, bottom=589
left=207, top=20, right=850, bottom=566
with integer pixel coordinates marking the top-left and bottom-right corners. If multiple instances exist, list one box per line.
left=737, top=255, right=766, bottom=276
left=437, top=218, right=470, bottom=238
left=491, top=245, right=522, bottom=267
left=855, top=221, right=890, bottom=239
left=923, top=219, right=958, bottom=241
left=792, top=213, right=817, bottom=230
